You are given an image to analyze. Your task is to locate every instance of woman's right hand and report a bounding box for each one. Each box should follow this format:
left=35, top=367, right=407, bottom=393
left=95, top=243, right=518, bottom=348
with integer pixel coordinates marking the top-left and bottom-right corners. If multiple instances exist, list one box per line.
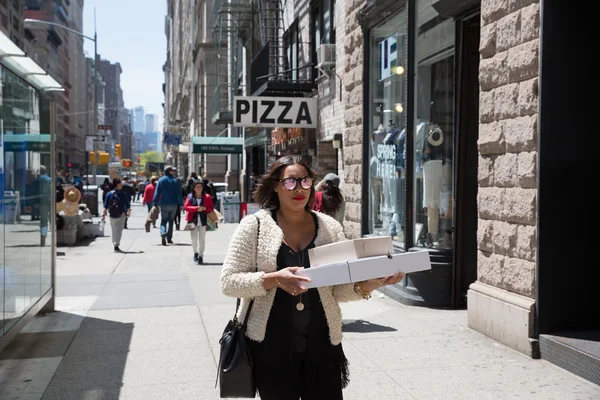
left=267, top=267, right=311, bottom=296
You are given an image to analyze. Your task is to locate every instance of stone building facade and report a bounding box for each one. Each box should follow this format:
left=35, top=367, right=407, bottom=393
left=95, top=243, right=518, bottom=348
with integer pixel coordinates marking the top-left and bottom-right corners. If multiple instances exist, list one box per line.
left=468, top=0, right=540, bottom=357
left=341, top=0, right=365, bottom=240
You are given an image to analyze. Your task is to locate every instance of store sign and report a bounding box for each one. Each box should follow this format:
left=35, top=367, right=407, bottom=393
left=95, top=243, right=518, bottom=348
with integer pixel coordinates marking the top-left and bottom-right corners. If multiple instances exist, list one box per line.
left=379, top=34, right=398, bottom=82
left=233, top=96, right=317, bottom=128
left=3, top=134, right=51, bottom=152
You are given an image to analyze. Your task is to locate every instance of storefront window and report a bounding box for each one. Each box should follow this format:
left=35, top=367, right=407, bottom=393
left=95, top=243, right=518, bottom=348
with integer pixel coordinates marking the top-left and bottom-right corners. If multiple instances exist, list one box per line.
left=367, top=9, right=408, bottom=245
left=1, top=65, right=53, bottom=334
left=413, top=1, right=455, bottom=249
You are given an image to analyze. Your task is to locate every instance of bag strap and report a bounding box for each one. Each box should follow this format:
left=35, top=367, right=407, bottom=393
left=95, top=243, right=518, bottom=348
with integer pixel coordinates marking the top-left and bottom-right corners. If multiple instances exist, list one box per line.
left=235, top=215, right=260, bottom=327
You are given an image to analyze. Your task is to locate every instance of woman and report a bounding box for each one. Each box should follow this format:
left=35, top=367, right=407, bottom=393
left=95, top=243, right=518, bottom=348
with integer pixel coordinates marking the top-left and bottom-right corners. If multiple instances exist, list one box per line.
left=184, top=180, right=214, bottom=264
left=221, top=155, right=403, bottom=399
left=312, top=172, right=346, bottom=225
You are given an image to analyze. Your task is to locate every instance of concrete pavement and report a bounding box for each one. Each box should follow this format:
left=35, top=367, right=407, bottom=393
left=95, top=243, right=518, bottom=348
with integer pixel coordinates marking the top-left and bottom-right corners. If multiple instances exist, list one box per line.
left=1, top=200, right=598, bottom=400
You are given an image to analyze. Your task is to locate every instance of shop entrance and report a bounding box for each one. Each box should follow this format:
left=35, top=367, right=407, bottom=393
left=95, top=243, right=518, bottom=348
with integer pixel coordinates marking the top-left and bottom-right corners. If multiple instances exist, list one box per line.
left=453, top=14, right=480, bottom=306
left=537, top=0, right=599, bottom=384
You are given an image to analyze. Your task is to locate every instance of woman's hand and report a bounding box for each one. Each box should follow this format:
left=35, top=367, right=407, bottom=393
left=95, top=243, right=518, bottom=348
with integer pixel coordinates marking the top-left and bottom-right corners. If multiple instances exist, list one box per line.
left=264, top=267, right=311, bottom=296
left=197, top=206, right=206, bottom=212
left=362, top=272, right=405, bottom=293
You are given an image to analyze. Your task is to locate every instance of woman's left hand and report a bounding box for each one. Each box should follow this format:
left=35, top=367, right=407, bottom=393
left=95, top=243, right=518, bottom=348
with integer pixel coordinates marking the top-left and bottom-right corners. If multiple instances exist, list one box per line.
left=362, top=272, right=405, bottom=292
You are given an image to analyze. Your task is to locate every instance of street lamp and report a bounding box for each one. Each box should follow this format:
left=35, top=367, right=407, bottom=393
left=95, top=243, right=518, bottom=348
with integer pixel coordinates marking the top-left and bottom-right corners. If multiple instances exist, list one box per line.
left=24, top=11, right=98, bottom=186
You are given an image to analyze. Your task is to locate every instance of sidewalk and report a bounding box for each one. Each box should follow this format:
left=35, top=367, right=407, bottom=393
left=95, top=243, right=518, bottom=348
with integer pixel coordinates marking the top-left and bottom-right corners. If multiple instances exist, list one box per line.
left=1, top=201, right=598, bottom=400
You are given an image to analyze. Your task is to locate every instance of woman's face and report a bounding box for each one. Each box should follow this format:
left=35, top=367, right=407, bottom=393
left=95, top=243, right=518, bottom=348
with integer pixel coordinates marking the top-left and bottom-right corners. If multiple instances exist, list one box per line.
left=193, top=183, right=203, bottom=196
left=276, top=164, right=313, bottom=211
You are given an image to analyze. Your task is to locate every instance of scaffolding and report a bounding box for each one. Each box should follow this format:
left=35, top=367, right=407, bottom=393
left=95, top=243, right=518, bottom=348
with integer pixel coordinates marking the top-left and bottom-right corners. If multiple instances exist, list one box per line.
left=257, top=0, right=286, bottom=81
left=252, top=0, right=316, bottom=96
left=211, top=0, right=255, bottom=124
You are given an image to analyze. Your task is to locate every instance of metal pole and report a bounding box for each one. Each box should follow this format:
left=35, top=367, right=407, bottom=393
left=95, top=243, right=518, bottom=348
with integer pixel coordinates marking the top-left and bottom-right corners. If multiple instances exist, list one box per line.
left=190, top=0, right=196, bottom=175
left=92, top=8, right=98, bottom=185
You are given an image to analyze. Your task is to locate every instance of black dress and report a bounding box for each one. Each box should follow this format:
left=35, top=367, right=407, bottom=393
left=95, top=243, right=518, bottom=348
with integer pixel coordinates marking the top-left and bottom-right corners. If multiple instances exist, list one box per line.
left=247, top=211, right=349, bottom=400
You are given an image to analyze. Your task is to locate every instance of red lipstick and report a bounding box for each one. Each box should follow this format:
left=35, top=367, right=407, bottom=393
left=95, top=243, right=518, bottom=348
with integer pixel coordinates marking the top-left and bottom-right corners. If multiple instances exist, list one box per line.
left=292, top=195, right=305, bottom=201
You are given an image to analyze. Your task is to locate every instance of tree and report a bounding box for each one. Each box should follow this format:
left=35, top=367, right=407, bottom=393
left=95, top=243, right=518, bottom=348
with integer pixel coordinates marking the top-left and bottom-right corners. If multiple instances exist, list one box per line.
left=139, top=151, right=164, bottom=170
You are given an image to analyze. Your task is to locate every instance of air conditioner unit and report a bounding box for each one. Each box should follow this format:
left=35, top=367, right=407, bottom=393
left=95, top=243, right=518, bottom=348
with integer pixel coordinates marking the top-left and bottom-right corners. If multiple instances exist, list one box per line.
left=316, top=43, right=336, bottom=68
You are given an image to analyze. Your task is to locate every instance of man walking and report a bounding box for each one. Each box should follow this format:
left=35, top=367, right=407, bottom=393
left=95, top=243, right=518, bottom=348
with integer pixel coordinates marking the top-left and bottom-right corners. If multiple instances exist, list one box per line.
left=153, top=166, right=184, bottom=246
left=102, top=178, right=131, bottom=252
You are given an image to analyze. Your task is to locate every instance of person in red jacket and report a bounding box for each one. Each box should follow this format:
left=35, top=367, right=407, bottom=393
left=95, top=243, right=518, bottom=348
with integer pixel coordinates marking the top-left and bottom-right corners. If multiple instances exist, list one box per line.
left=184, top=180, right=214, bottom=264
left=143, top=177, right=157, bottom=212
left=143, top=177, right=158, bottom=228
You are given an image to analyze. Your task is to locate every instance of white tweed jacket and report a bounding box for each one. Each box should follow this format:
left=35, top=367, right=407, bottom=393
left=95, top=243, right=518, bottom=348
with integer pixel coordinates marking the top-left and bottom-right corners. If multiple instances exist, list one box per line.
left=220, top=209, right=363, bottom=345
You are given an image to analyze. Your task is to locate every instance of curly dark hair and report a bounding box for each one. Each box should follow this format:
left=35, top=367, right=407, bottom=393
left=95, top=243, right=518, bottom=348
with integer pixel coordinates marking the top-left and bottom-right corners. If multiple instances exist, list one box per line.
left=253, top=155, right=316, bottom=211
left=321, top=181, right=344, bottom=216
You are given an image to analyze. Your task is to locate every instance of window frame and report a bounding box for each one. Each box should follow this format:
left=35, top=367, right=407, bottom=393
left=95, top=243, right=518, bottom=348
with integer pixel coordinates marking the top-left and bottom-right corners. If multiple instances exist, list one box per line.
left=311, top=0, right=336, bottom=80
left=284, top=20, right=299, bottom=81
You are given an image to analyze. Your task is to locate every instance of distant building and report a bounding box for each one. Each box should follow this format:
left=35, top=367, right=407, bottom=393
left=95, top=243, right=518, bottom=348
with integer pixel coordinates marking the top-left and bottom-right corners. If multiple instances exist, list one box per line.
left=132, top=106, right=145, bottom=134
left=1, top=0, right=25, bottom=50
left=145, top=114, right=159, bottom=134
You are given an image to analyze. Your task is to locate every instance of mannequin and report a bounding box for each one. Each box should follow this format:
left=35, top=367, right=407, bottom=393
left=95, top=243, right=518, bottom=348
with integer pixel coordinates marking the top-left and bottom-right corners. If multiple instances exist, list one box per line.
left=422, top=123, right=445, bottom=244
left=370, top=123, right=386, bottom=226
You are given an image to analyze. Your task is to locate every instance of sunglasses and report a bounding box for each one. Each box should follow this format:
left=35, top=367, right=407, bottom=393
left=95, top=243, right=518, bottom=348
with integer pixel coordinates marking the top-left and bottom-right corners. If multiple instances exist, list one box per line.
left=279, top=177, right=313, bottom=191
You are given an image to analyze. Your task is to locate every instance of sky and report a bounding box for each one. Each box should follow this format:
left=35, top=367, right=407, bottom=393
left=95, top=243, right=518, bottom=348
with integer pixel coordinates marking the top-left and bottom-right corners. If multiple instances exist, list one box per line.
left=83, top=0, right=166, bottom=129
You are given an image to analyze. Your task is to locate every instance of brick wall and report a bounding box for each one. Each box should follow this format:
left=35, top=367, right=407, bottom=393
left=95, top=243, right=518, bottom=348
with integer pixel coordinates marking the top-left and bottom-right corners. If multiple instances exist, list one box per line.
left=342, top=0, right=365, bottom=239
left=477, top=0, right=540, bottom=298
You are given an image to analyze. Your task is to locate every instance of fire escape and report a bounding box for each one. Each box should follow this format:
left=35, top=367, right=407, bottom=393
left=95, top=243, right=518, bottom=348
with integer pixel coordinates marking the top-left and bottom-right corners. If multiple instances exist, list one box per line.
left=211, top=0, right=254, bottom=124
left=251, top=0, right=316, bottom=96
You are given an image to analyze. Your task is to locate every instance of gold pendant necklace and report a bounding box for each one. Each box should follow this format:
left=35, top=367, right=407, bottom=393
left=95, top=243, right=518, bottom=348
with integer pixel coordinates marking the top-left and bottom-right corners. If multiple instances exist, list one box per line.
left=296, top=250, right=305, bottom=311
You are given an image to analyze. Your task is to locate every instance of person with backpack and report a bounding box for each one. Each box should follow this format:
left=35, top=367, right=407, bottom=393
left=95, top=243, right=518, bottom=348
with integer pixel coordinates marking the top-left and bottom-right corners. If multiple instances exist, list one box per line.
left=101, top=178, right=131, bottom=252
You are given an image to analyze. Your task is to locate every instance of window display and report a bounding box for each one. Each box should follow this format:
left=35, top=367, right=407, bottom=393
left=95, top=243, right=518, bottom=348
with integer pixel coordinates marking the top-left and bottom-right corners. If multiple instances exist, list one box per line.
left=413, top=1, right=455, bottom=249
left=367, top=10, right=408, bottom=245
left=1, top=65, right=53, bottom=335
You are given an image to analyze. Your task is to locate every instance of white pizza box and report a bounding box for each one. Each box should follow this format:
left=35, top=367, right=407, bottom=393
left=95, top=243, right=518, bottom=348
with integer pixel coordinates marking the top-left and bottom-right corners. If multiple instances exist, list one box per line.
left=295, top=250, right=432, bottom=289
left=307, top=236, right=394, bottom=267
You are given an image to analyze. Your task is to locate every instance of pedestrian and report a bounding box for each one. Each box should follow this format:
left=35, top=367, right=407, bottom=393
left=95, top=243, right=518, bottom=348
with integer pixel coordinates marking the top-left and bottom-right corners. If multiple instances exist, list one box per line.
left=184, top=180, right=214, bottom=264
left=137, top=179, right=146, bottom=202
left=101, top=177, right=111, bottom=203
left=143, top=177, right=157, bottom=213
left=121, top=177, right=136, bottom=229
left=185, top=172, right=198, bottom=196
left=153, top=165, right=184, bottom=246
left=202, top=174, right=217, bottom=205
left=174, top=178, right=185, bottom=231
left=312, top=172, right=346, bottom=225
left=220, top=155, right=403, bottom=399
left=250, top=170, right=259, bottom=202
left=101, top=178, right=131, bottom=252
left=37, top=165, right=51, bottom=247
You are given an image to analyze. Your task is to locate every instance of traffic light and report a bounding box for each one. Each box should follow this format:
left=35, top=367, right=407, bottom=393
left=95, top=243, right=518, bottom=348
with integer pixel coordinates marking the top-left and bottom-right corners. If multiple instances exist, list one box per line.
left=115, top=144, right=122, bottom=159
left=89, top=152, right=97, bottom=164
left=67, top=163, right=72, bottom=168
left=137, top=157, right=141, bottom=163
left=98, top=152, right=110, bottom=164
left=121, top=159, right=131, bottom=168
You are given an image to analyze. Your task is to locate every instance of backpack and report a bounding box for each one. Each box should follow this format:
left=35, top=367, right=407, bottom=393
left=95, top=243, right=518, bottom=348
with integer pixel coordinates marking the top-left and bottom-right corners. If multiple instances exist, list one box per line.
left=108, top=190, right=122, bottom=218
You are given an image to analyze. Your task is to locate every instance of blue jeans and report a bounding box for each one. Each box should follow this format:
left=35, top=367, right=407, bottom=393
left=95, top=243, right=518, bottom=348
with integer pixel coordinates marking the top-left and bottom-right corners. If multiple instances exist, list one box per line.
left=160, top=204, right=178, bottom=239
left=146, top=203, right=153, bottom=213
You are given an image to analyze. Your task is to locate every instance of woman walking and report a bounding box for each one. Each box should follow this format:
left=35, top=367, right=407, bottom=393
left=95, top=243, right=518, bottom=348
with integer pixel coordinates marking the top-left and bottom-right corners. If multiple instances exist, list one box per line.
left=312, top=172, right=346, bottom=225
left=184, top=180, right=214, bottom=264
left=220, top=155, right=403, bottom=399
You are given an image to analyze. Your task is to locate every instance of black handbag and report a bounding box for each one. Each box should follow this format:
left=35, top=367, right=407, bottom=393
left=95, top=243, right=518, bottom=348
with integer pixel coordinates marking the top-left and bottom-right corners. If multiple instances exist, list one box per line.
left=216, top=217, right=259, bottom=398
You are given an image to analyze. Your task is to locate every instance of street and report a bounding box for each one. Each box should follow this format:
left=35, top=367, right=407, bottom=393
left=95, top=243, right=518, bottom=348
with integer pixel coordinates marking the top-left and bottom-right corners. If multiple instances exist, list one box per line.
left=0, top=201, right=598, bottom=400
